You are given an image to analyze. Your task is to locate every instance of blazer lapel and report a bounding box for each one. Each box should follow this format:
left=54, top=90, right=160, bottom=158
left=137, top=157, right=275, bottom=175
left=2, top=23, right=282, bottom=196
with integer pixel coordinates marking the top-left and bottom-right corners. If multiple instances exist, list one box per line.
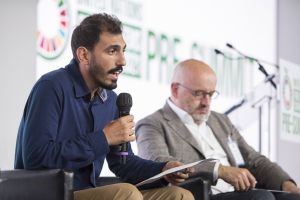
left=162, top=103, right=204, bottom=155
left=207, top=113, right=237, bottom=166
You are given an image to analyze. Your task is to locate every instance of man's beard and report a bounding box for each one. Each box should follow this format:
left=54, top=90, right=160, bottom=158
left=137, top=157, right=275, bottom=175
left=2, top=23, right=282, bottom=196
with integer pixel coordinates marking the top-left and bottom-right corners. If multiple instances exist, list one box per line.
left=102, top=80, right=117, bottom=90
left=104, top=66, right=123, bottom=89
left=89, top=56, right=123, bottom=90
left=192, top=111, right=211, bottom=125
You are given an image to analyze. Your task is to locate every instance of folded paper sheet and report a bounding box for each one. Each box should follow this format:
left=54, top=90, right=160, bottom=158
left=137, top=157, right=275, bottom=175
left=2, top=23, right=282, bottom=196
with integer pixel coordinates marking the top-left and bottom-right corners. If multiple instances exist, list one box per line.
left=136, top=159, right=216, bottom=187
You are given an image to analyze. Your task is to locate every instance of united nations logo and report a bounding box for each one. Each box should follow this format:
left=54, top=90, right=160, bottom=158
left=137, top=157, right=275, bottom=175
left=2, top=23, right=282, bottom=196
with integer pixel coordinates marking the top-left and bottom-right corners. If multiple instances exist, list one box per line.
left=282, top=68, right=293, bottom=110
left=37, top=0, right=70, bottom=59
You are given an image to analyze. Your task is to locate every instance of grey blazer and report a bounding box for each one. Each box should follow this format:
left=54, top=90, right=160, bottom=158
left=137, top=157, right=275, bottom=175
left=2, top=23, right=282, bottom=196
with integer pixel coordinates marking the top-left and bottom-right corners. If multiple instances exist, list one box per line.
left=136, top=102, right=292, bottom=190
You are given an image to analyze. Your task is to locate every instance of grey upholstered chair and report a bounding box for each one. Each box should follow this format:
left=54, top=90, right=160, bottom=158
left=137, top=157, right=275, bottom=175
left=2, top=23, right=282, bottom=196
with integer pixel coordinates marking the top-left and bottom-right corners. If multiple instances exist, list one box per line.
left=0, top=169, right=73, bottom=200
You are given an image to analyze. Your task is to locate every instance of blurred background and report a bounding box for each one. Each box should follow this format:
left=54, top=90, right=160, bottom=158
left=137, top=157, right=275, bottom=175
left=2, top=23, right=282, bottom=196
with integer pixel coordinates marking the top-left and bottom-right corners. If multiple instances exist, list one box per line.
left=1, top=0, right=299, bottom=183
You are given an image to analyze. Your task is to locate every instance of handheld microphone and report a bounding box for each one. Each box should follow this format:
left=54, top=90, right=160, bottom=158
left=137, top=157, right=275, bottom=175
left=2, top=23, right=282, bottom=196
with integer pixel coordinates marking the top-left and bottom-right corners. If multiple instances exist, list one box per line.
left=116, top=93, right=132, bottom=164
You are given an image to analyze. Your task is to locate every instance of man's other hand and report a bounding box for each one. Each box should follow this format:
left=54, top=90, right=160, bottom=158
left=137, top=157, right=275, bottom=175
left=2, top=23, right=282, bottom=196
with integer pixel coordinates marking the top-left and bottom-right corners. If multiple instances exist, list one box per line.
left=218, top=165, right=257, bottom=192
left=282, top=180, right=300, bottom=193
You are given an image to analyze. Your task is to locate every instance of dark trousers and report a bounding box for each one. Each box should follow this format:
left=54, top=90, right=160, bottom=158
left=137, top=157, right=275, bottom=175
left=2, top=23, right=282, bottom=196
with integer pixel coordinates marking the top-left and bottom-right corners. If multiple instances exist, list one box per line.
left=211, top=190, right=300, bottom=200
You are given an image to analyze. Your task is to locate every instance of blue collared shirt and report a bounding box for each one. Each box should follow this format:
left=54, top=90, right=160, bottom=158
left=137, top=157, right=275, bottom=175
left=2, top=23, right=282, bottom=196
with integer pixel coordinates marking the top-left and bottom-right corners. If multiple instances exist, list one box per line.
left=15, top=59, right=165, bottom=190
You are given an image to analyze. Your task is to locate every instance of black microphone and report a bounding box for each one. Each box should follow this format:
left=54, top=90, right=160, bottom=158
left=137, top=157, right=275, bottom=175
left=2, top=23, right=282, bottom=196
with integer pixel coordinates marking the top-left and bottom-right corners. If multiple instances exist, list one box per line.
left=226, top=43, right=234, bottom=49
left=214, top=48, right=244, bottom=60
left=116, top=93, right=132, bottom=164
left=225, top=43, right=277, bottom=89
left=226, top=43, right=279, bottom=68
left=226, top=43, right=256, bottom=61
left=214, top=49, right=224, bottom=56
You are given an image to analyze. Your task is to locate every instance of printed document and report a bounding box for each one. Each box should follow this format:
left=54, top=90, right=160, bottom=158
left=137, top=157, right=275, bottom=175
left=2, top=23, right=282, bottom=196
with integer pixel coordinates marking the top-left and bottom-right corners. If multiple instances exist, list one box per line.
left=136, top=159, right=216, bottom=187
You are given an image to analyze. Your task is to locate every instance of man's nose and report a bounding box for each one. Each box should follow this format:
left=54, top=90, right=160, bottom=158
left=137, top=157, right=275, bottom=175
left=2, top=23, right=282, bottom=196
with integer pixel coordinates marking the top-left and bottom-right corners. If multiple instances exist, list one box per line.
left=117, top=52, right=126, bottom=66
left=200, top=94, right=211, bottom=104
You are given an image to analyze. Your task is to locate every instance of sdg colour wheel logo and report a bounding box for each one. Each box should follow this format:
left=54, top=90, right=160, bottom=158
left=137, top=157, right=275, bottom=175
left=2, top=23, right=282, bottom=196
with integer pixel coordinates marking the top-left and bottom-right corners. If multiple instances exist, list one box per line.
left=37, top=0, right=70, bottom=60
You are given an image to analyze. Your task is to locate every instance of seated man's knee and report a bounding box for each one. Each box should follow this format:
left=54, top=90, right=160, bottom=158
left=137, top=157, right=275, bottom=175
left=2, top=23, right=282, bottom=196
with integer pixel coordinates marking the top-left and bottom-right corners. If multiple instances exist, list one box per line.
left=164, top=186, right=195, bottom=200
left=114, top=183, right=143, bottom=200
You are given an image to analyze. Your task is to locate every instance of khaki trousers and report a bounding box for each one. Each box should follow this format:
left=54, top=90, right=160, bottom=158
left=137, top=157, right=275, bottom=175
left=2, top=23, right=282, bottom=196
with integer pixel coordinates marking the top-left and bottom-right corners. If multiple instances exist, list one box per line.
left=74, top=183, right=194, bottom=200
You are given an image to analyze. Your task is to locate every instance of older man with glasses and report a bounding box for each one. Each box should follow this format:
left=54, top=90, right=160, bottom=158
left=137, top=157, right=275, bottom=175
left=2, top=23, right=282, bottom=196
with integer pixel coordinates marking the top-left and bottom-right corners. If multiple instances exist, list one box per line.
left=135, top=59, right=300, bottom=200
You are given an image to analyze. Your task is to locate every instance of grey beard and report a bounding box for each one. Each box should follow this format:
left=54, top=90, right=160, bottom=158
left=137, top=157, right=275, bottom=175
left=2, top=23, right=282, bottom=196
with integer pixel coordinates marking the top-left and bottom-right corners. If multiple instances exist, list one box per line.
left=194, top=111, right=210, bottom=125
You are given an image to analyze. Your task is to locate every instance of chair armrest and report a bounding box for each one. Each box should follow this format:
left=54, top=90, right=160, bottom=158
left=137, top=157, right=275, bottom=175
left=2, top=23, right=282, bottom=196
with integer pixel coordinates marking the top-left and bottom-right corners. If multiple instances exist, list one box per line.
left=0, top=169, right=73, bottom=200
left=179, top=176, right=211, bottom=200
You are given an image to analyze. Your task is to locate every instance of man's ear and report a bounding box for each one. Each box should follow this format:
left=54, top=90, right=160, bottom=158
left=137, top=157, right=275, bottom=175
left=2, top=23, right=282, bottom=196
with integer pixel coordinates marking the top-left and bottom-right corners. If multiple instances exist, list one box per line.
left=171, top=83, right=178, bottom=98
left=76, top=47, right=90, bottom=65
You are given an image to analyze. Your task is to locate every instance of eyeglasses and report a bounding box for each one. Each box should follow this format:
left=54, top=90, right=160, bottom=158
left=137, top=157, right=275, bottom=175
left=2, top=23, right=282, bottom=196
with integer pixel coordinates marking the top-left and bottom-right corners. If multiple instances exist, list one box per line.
left=176, top=83, right=219, bottom=99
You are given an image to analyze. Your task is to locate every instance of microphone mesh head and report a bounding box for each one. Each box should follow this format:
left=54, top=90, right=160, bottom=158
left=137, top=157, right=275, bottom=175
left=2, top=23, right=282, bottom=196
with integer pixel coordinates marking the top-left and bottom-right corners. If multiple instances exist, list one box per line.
left=116, top=93, right=132, bottom=111
left=226, top=43, right=233, bottom=49
left=214, top=49, right=222, bottom=55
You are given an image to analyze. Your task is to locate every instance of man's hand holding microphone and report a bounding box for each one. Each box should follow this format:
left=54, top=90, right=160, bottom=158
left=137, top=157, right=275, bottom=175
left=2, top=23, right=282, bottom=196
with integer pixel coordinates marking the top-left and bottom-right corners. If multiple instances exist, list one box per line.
left=102, top=92, right=194, bottom=183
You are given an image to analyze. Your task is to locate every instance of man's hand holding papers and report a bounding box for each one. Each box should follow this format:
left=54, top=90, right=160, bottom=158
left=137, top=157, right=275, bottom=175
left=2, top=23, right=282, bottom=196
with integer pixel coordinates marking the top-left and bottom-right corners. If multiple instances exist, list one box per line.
left=162, top=161, right=195, bottom=185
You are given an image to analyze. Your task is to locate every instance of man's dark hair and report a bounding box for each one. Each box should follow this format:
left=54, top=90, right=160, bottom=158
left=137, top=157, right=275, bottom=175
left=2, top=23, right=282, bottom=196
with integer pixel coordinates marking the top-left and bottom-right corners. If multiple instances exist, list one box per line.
left=71, top=13, right=123, bottom=62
